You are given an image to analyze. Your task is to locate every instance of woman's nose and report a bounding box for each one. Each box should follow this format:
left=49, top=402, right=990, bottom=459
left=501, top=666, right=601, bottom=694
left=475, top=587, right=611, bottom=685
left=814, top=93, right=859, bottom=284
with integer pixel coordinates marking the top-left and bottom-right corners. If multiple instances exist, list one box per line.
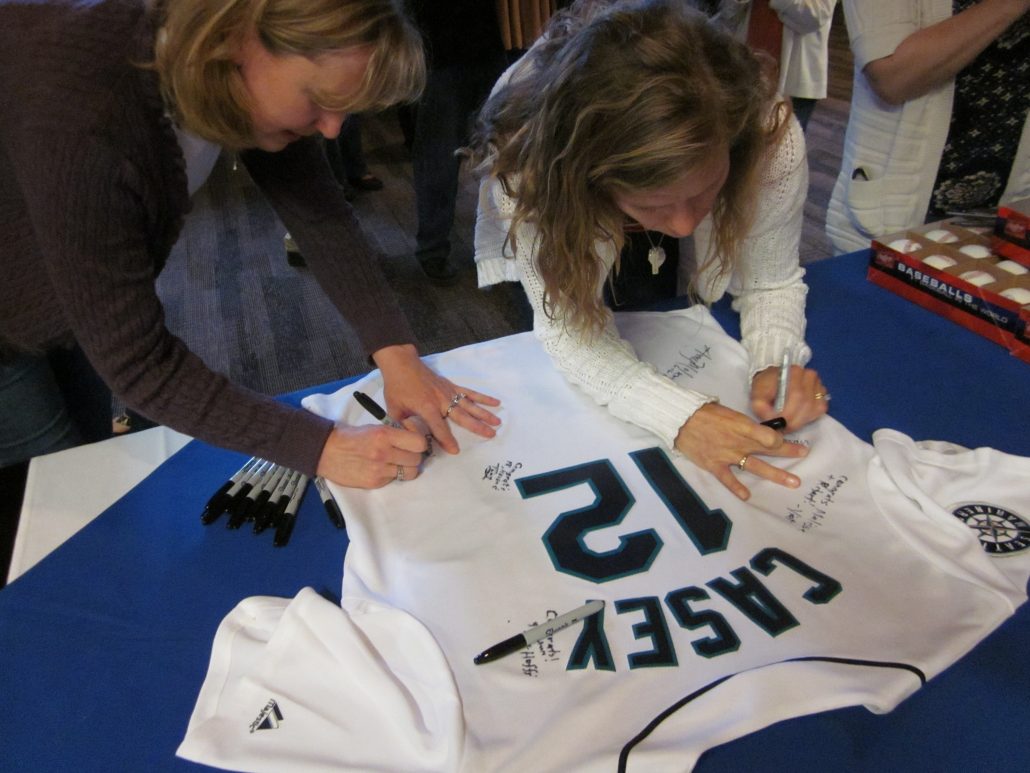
left=316, top=111, right=348, bottom=140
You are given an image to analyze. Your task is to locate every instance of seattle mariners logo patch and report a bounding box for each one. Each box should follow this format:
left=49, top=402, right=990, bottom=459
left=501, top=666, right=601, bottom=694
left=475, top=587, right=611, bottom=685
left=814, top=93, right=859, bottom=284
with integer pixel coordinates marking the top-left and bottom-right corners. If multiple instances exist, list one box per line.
left=952, top=503, right=1030, bottom=556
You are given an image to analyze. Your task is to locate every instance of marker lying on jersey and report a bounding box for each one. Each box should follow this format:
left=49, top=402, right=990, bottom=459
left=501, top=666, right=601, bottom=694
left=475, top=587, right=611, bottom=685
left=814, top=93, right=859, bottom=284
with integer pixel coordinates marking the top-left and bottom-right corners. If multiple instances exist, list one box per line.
left=473, top=600, right=605, bottom=665
left=353, top=390, right=432, bottom=457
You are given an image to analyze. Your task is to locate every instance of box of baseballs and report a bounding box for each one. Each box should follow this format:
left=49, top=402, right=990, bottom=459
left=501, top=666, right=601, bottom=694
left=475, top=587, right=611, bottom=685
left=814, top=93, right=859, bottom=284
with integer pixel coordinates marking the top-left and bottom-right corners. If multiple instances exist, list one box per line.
left=993, top=197, right=1030, bottom=268
left=868, top=219, right=1030, bottom=364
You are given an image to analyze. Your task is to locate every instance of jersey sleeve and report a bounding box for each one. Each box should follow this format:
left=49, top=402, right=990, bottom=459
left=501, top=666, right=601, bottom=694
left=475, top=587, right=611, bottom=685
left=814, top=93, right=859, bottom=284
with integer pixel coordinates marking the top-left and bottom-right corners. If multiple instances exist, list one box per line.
left=177, top=588, right=464, bottom=772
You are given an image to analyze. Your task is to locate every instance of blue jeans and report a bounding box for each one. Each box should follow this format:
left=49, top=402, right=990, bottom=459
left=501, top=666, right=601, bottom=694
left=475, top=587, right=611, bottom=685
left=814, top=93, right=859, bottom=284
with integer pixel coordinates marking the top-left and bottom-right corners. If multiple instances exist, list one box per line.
left=0, top=346, right=112, bottom=467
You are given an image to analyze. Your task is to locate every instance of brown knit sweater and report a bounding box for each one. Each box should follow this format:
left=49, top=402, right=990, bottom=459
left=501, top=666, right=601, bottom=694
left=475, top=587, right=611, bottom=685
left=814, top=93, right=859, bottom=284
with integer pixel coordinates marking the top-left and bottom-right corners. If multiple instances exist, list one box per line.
left=0, top=0, right=416, bottom=475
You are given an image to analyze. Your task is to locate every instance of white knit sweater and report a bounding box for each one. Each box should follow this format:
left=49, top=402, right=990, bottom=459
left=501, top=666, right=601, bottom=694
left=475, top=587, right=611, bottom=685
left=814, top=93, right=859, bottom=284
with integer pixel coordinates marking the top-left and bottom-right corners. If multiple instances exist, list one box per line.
left=474, top=116, right=812, bottom=451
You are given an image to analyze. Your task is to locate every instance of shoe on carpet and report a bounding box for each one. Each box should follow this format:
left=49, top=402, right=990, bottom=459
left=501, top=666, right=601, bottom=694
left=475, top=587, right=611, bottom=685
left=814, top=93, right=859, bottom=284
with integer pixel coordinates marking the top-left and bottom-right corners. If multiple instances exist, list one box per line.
left=419, top=255, right=459, bottom=286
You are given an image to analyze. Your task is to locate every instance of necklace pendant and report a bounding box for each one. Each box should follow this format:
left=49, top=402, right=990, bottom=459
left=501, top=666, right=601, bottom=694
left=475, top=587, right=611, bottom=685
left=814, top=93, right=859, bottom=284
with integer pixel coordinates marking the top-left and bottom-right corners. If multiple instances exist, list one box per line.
left=647, top=245, right=666, bottom=275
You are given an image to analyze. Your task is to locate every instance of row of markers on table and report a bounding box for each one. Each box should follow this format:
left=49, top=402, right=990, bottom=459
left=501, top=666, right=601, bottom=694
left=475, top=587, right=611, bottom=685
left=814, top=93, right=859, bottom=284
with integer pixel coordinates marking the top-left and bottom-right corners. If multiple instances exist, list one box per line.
left=199, top=457, right=345, bottom=547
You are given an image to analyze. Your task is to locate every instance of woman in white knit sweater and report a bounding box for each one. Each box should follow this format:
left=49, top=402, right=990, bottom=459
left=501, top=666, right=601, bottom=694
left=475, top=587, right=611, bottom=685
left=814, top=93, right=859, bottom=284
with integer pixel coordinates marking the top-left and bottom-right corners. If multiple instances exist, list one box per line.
left=469, top=0, right=830, bottom=500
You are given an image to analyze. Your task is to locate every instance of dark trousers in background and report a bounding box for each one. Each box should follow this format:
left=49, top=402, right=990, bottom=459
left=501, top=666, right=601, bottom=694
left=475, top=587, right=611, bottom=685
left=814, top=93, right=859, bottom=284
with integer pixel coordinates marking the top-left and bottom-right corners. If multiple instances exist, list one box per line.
left=409, top=60, right=505, bottom=266
left=324, top=115, right=370, bottom=185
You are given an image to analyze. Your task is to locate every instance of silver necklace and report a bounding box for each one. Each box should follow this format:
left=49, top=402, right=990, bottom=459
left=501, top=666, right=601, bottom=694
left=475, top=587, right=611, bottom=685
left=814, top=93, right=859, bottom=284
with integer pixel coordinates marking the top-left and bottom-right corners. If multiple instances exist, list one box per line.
left=645, top=231, right=666, bottom=275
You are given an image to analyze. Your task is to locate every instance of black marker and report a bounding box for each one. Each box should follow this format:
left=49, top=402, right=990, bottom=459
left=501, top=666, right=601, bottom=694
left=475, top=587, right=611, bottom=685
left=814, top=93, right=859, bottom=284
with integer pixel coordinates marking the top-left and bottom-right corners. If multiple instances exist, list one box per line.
left=760, top=417, right=787, bottom=431
left=314, top=476, right=345, bottom=529
left=274, top=472, right=309, bottom=547
left=473, top=600, right=605, bottom=665
left=354, top=390, right=432, bottom=458
left=354, top=390, right=401, bottom=428
left=201, top=457, right=258, bottom=524
left=226, top=460, right=273, bottom=528
left=254, top=467, right=295, bottom=533
left=249, top=465, right=290, bottom=533
left=260, top=471, right=296, bottom=535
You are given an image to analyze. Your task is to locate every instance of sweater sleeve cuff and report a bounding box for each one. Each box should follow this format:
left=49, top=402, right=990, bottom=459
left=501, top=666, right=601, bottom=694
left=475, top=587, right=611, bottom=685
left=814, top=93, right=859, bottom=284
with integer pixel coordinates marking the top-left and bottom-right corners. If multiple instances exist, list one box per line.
left=274, top=409, right=335, bottom=477
left=476, top=256, right=520, bottom=287
left=744, top=334, right=813, bottom=382
left=609, top=369, right=716, bottom=451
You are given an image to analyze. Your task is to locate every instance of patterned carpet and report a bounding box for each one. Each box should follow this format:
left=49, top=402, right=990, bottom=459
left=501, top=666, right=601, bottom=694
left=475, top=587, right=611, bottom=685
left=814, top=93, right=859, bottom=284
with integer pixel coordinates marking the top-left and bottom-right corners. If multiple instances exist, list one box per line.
left=156, top=130, right=533, bottom=400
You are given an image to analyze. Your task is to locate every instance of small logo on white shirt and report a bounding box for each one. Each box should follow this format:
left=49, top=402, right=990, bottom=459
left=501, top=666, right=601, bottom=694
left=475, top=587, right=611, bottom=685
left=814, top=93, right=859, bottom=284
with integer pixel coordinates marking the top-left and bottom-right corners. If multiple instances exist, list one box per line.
left=952, top=503, right=1030, bottom=556
left=249, top=699, right=284, bottom=733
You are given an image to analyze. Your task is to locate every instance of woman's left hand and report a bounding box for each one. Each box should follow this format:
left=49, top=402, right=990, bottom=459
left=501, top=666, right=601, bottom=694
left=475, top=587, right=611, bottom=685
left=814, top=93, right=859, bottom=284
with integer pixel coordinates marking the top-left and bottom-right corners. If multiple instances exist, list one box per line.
left=372, top=344, right=502, bottom=454
left=750, top=363, right=830, bottom=431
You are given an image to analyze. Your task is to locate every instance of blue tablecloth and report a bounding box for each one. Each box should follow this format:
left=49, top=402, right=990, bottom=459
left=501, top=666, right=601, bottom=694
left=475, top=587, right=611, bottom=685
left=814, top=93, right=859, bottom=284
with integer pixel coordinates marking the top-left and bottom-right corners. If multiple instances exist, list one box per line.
left=2, top=250, right=1027, bottom=771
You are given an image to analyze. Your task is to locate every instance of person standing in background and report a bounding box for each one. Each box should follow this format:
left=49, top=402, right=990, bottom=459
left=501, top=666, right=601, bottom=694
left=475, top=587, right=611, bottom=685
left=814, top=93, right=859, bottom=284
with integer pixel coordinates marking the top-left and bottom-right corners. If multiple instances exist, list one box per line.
left=826, top=0, right=1029, bottom=254
left=708, top=1, right=838, bottom=131
left=325, top=114, right=385, bottom=197
left=403, top=1, right=508, bottom=286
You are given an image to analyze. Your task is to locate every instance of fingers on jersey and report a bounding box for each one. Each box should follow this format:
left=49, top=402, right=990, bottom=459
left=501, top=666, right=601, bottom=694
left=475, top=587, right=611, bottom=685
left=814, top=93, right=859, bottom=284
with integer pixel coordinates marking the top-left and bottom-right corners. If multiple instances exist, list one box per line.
left=425, top=385, right=502, bottom=454
left=780, top=368, right=831, bottom=430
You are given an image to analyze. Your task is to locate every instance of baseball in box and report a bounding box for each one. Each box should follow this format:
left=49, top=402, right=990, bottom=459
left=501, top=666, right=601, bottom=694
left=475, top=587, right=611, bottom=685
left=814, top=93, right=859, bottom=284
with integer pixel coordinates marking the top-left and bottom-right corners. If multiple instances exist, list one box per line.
left=867, top=220, right=1030, bottom=363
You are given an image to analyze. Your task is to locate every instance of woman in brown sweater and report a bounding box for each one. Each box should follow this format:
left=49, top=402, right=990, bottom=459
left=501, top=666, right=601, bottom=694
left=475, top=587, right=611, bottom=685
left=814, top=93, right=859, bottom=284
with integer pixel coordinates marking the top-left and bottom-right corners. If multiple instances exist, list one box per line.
left=0, top=0, right=500, bottom=487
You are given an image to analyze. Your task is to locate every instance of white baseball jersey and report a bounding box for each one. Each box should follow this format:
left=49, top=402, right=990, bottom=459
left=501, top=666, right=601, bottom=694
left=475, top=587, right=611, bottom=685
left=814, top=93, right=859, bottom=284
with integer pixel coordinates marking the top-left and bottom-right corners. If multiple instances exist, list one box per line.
left=179, top=307, right=1030, bottom=772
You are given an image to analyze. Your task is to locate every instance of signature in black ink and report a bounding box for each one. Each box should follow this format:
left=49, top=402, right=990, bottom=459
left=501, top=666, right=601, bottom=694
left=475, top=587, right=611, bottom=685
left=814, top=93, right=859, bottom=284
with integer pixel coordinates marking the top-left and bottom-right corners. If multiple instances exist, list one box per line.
left=483, top=460, right=524, bottom=491
left=521, top=609, right=563, bottom=676
left=663, top=345, right=713, bottom=381
left=784, top=473, right=849, bottom=533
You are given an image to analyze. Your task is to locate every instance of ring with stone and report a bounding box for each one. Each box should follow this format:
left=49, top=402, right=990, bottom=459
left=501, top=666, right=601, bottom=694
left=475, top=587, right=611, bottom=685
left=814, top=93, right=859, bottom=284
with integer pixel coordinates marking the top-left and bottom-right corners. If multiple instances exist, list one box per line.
left=444, top=392, right=467, bottom=418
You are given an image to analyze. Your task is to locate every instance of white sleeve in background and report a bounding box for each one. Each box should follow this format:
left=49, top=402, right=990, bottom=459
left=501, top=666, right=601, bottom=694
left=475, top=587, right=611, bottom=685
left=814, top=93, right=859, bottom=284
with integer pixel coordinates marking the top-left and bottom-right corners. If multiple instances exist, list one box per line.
left=773, top=0, right=838, bottom=100
left=842, top=0, right=929, bottom=70
left=771, top=0, right=837, bottom=35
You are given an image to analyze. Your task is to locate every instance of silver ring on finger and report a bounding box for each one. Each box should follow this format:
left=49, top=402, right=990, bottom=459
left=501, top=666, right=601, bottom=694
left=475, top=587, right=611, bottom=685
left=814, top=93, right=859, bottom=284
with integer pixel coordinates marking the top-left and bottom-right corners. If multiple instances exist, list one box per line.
left=396, top=465, right=405, bottom=482
left=736, top=455, right=749, bottom=471
left=443, top=392, right=467, bottom=419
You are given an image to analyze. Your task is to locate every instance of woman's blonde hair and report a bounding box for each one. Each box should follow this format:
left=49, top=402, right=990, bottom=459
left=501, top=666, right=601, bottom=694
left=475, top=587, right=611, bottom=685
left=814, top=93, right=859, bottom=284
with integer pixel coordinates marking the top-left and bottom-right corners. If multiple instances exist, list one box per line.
left=151, top=0, right=424, bottom=148
left=469, top=0, right=788, bottom=335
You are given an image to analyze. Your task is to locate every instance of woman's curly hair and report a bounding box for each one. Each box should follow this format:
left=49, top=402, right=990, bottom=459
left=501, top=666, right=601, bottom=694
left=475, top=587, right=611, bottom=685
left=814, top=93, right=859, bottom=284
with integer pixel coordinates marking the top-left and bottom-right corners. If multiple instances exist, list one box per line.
left=468, top=0, right=788, bottom=335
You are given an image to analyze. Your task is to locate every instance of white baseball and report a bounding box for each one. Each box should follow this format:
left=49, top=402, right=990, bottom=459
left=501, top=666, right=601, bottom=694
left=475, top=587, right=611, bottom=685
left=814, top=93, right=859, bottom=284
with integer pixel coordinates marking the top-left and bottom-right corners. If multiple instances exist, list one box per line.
left=958, top=244, right=992, bottom=259
left=958, top=270, right=995, bottom=287
left=1000, top=287, right=1030, bottom=305
left=888, top=238, right=921, bottom=253
left=924, top=228, right=959, bottom=243
left=996, top=260, right=1029, bottom=275
left=923, top=254, right=957, bottom=270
